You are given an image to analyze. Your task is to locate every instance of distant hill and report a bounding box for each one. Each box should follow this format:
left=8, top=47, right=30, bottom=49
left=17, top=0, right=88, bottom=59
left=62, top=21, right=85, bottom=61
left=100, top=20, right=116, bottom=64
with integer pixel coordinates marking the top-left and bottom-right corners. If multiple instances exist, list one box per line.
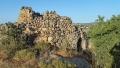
left=80, top=22, right=94, bottom=25
left=73, top=22, right=95, bottom=29
left=73, top=22, right=95, bottom=26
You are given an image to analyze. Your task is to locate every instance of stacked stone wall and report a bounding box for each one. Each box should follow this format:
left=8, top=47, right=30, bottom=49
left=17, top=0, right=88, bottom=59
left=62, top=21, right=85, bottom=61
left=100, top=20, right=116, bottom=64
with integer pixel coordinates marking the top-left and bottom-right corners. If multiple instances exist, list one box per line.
left=17, top=6, right=81, bottom=49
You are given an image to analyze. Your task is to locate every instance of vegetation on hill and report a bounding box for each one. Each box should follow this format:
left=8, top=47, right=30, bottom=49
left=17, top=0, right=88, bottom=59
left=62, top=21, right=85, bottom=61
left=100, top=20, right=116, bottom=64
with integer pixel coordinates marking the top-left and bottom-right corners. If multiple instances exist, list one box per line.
left=0, top=22, right=75, bottom=68
left=87, top=15, right=120, bottom=68
left=1, top=14, right=120, bottom=68
left=0, top=23, right=26, bottom=58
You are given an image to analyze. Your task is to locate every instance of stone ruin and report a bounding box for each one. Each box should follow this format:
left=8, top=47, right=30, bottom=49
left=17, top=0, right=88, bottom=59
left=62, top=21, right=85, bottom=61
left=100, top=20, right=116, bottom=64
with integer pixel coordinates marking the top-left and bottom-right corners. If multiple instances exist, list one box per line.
left=17, top=6, right=83, bottom=50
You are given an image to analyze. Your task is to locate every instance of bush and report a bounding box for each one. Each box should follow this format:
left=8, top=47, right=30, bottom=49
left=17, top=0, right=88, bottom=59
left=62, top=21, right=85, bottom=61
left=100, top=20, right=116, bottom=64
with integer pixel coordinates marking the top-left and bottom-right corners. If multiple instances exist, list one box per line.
left=0, top=37, right=17, bottom=58
left=52, top=59, right=75, bottom=68
left=38, top=59, right=75, bottom=68
left=0, top=22, right=27, bottom=58
left=38, top=61, right=55, bottom=68
left=14, top=49, right=35, bottom=61
left=35, top=41, right=51, bottom=51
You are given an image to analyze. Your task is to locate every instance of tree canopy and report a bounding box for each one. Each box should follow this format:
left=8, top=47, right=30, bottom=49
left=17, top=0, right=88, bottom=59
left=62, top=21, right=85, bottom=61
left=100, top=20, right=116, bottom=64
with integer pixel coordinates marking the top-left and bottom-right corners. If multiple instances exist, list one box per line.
left=87, top=15, right=120, bottom=68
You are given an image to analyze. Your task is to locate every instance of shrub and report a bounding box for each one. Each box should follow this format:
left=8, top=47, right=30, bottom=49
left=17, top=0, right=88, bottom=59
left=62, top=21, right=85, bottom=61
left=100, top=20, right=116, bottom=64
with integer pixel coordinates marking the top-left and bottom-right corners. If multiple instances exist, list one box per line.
left=0, top=36, right=17, bottom=58
left=52, top=59, right=75, bottom=68
left=38, top=60, right=54, bottom=68
left=14, top=49, right=35, bottom=61
left=61, top=37, right=68, bottom=51
left=0, top=22, right=26, bottom=58
left=38, top=59, right=75, bottom=68
left=35, top=41, right=51, bottom=51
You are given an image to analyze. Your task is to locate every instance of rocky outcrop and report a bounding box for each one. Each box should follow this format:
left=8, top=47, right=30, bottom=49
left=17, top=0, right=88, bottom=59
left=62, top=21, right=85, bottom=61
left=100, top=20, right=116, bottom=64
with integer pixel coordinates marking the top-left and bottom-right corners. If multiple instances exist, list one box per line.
left=17, top=6, right=81, bottom=50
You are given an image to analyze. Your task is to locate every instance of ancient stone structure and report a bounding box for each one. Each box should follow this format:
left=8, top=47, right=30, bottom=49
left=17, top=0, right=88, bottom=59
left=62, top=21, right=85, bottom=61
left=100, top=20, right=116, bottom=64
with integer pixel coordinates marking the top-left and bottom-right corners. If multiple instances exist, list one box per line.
left=17, top=6, right=82, bottom=50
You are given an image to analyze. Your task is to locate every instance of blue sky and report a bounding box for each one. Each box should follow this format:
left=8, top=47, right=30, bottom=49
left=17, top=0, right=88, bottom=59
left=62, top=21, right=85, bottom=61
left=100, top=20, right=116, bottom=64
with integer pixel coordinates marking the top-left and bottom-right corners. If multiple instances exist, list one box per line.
left=0, top=0, right=120, bottom=23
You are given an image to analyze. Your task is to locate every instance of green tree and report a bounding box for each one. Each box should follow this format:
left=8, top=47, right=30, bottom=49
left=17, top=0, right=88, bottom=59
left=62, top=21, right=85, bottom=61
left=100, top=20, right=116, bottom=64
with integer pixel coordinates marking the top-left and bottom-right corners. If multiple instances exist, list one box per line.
left=87, top=15, right=120, bottom=68
left=95, top=15, right=105, bottom=23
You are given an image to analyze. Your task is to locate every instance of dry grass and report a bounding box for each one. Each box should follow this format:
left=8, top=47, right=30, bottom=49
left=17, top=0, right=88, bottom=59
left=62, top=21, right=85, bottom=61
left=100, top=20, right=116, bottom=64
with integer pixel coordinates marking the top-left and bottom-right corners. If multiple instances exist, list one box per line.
left=0, top=49, right=38, bottom=68
left=0, top=58, right=38, bottom=68
left=53, top=49, right=74, bottom=58
left=42, top=52, right=49, bottom=58
left=83, top=28, right=90, bottom=33
left=0, top=50, right=8, bottom=59
left=88, top=39, right=93, bottom=50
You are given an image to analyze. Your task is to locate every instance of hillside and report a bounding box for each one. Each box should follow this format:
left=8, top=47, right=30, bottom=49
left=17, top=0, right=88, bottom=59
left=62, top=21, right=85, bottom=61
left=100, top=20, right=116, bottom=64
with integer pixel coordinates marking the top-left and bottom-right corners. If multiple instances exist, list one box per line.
left=1, top=6, right=120, bottom=68
left=0, top=6, right=91, bottom=68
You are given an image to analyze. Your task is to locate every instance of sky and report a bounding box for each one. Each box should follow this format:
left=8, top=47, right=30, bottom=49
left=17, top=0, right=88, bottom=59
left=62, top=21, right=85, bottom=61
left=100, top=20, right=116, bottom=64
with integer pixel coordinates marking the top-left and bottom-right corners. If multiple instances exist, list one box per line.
left=0, top=0, right=120, bottom=23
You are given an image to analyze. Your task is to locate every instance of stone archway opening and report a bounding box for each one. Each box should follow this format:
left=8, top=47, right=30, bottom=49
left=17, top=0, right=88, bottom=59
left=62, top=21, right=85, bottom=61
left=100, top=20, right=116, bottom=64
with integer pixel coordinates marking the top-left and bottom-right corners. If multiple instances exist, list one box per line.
left=77, top=38, right=82, bottom=52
